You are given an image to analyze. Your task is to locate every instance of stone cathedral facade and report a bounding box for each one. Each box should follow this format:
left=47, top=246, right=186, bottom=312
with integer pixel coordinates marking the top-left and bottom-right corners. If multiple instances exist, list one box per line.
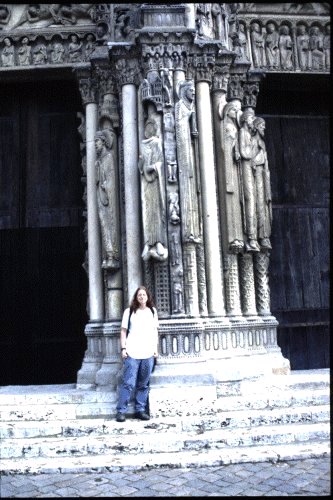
left=0, top=4, right=329, bottom=397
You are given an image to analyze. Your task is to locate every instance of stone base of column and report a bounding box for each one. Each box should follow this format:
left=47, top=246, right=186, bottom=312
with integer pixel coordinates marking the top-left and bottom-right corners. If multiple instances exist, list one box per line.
left=76, top=321, right=104, bottom=389
left=95, top=362, right=121, bottom=391
left=77, top=317, right=290, bottom=412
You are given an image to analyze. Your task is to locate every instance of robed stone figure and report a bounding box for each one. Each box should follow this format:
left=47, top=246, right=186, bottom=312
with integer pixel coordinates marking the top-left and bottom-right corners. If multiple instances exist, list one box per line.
left=175, top=80, right=201, bottom=243
left=139, top=116, right=168, bottom=262
left=95, top=129, right=120, bottom=270
left=219, top=100, right=244, bottom=253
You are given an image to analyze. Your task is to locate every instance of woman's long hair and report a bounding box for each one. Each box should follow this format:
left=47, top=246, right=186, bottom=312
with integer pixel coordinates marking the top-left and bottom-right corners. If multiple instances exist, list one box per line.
left=129, top=286, right=155, bottom=314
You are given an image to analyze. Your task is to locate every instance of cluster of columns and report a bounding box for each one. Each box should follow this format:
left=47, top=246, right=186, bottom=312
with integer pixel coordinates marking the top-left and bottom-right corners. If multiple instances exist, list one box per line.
left=74, top=38, right=289, bottom=390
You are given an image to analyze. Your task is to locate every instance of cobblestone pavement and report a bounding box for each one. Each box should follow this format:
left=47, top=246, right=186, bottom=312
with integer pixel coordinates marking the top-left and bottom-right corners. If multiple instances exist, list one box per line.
left=0, top=457, right=330, bottom=497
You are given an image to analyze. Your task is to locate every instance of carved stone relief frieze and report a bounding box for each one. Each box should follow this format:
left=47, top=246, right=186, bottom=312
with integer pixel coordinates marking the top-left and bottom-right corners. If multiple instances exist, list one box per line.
left=244, top=18, right=330, bottom=72
left=0, top=32, right=96, bottom=67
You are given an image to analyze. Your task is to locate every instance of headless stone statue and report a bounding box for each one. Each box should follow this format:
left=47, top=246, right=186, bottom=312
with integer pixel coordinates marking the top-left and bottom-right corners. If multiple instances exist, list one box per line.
left=139, top=116, right=168, bottom=262
left=95, top=129, right=120, bottom=270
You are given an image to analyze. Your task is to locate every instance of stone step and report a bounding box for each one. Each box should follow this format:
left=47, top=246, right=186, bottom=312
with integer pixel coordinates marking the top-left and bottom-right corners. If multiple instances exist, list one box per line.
left=1, top=421, right=329, bottom=459
left=0, top=386, right=329, bottom=421
left=217, top=369, right=330, bottom=396
left=0, top=440, right=330, bottom=475
left=1, top=404, right=329, bottom=439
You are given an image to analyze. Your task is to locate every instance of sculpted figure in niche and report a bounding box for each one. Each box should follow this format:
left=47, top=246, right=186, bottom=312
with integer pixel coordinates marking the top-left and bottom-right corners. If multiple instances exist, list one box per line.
left=95, top=129, right=120, bottom=270
left=279, top=25, right=293, bottom=70
left=252, top=117, right=272, bottom=250
left=1, top=37, right=14, bottom=67
left=309, top=26, right=325, bottom=70
left=50, top=41, right=64, bottom=64
left=265, top=22, right=279, bottom=70
left=219, top=100, right=244, bottom=253
left=17, top=37, right=31, bottom=66
left=211, top=3, right=226, bottom=42
left=250, top=22, right=265, bottom=68
left=85, top=34, right=95, bottom=61
left=32, top=42, right=47, bottom=65
left=231, top=24, right=248, bottom=61
left=296, top=24, right=309, bottom=70
left=68, top=34, right=82, bottom=62
left=323, top=24, right=330, bottom=70
left=175, top=80, right=201, bottom=243
left=239, top=108, right=260, bottom=252
left=139, top=116, right=168, bottom=262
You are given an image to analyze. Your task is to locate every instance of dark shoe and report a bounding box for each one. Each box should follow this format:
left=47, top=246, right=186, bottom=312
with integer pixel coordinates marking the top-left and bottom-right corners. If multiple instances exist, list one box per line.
left=135, top=412, right=150, bottom=421
left=116, top=413, right=126, bottom=422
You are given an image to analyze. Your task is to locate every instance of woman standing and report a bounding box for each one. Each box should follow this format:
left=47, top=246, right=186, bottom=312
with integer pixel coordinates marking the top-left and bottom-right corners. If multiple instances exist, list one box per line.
left=116, top=286, right=159, bottom=422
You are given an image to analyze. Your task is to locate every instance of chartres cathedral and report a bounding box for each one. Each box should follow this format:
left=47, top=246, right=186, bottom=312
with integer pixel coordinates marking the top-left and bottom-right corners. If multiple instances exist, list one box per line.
left=0, top=4, right=329, bottom=389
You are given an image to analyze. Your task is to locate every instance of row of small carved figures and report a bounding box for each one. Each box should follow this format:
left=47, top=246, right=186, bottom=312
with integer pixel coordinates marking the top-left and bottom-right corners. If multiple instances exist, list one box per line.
left=0, top=34, right=96, bottom=67
left=241, top=21, right=330, bottom=71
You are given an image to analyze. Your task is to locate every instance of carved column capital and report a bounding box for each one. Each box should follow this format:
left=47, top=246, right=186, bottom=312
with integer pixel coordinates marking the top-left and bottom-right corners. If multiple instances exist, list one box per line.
left=242, top=70, right=264, bottom=109
left=212, top=66, right=230, bottom=93
left=187, top=52, right=215, bottom=83
left=94, top=66, right=117, bottom=96
left=75, top=67, right=98, bottom=105
left=227, top=73, right=245, bottom=101
left=114, top=57, right=141, bottom=87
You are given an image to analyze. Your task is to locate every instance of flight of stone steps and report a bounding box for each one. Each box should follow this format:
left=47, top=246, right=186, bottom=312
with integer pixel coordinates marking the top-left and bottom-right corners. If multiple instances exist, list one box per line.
left=0, top=369, right=329, bottom=474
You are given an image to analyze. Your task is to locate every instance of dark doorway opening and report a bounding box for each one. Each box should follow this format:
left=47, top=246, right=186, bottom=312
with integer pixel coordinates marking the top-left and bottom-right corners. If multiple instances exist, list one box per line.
left=0, top=80, right=88, bottom=385
left=256, top=74, right=330, bottom=370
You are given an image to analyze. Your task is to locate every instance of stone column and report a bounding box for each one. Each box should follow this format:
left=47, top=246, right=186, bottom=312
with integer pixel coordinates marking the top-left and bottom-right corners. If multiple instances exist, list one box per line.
left=196, top=80, right=225, bottom=317
left=122, top=83, right=142, bottom=302
left=86, top=101, right=104, bottom=319
left=76, top=71, right=104, bottom=388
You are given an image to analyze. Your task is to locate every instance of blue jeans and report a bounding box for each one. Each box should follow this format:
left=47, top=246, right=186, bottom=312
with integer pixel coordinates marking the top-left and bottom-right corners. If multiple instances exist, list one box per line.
left=116, top=356, right=155, bottom=414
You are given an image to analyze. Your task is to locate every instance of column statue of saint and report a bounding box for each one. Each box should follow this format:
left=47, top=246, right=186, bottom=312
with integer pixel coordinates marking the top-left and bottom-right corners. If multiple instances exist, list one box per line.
left=219, top=99, right=244, bottom=253
left=95, top=129, right=120, bottom=270
left=252, top=117, right=272, bottom=250
left=238, top=108, right=261, bottom=252
left=139, top=116, right=168, bottom=262
left=175, top=79, right=201, bottom=243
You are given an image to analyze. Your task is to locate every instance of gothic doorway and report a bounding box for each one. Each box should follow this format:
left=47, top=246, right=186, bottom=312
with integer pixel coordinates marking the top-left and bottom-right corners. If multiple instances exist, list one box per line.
left=256, top=73, right=330, bottom=370
left=0, top=79, right=88, bottom=385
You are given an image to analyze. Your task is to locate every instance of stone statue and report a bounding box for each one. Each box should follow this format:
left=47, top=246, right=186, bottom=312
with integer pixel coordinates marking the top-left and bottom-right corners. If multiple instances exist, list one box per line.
left=139, top=115, right=168, bottom=262
left=95, top=129, right=120, bottom=270
left=296, top=24, right=309, bottom=70
left=309, top=26, right=325, bottom=70
left=32, top=42, right=47, bottom=65
left=85, top=34, right=95, bottom=61
left=252, top=117, right=272, bottom=250
left=323, top=24, right=330, bottom=70
left=1, top=37, right=14, bottom=67
left=211, top=3, right=227, bottom=42
left=68, top=34, right=82, bottom=62
left=250, top=22, right=265, bottom=68
left=265, top=22, right=280, bottom=70
left=50, top=41, right=65, bottom=64
left=279, top=25, right=293, bottom=70
left=168, top=192, right=180, bottom=225
left=175, top=80, right=201, bottom=243
left=219, top=100, right=244, bottom=253
left=17, top=37, right=31, bottom=66
left=239, top=108, right=260, bottom=252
